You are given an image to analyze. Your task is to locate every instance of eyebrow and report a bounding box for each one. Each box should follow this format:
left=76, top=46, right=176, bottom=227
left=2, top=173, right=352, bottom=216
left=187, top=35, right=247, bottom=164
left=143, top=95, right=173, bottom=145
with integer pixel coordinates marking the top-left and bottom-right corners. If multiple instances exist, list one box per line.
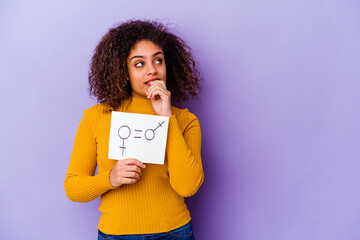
left=129, top=51, right=163, bottom=62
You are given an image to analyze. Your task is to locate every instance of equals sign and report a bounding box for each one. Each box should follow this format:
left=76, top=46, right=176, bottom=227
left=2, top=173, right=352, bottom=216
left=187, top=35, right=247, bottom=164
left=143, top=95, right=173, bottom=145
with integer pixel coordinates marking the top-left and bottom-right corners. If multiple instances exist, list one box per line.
left=134, top=129, right=142, bottom=138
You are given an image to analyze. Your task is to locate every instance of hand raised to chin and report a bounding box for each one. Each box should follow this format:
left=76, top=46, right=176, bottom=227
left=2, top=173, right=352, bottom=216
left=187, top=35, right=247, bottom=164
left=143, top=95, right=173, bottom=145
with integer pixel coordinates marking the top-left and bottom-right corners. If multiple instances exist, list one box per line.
left=146, top=80, right=172, bottom=117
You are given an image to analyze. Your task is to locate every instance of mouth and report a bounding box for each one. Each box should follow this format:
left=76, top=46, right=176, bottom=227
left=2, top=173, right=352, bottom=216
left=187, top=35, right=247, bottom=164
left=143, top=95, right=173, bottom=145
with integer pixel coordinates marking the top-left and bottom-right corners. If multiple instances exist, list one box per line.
left=144, top=78, right=160, bottom=86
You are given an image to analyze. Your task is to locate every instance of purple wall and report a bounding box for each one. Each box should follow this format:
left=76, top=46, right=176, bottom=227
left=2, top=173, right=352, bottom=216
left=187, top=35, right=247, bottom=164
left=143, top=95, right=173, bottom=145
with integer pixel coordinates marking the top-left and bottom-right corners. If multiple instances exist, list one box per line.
left=1, top=1, right=360, bottom=239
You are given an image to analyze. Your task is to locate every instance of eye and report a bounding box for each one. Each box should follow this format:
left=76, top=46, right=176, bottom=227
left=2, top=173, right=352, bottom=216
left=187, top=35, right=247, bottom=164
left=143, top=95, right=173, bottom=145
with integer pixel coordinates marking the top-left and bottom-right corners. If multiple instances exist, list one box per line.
left=154, top=58, right=163, bottom=64
left=135, top=62, right=144, bottom=67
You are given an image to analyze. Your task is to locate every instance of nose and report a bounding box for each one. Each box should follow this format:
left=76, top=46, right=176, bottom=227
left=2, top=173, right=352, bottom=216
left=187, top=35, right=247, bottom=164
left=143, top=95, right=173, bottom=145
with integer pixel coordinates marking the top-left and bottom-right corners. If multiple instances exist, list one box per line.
left=147, top=63, right=157, bottom=76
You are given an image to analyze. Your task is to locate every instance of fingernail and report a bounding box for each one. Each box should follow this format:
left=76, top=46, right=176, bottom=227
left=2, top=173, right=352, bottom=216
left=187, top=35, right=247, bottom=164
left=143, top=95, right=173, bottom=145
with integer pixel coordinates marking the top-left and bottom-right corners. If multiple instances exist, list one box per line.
left=143, top=164, right=146, bottom=168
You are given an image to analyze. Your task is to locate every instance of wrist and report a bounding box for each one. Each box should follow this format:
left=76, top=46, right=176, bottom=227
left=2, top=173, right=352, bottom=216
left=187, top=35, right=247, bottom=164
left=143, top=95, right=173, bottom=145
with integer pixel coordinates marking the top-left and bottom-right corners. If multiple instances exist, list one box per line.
left=164, top=110, right=172, bottom=117
left=160, top=109, right=172, bottom=117
left=109, top=169, right=121, bottom=188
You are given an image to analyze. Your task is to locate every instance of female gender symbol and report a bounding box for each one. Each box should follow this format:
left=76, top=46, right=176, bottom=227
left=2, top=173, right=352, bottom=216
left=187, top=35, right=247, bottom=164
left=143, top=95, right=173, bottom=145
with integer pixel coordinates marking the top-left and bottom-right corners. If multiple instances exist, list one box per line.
left=118, top=125, right=131, bottom=156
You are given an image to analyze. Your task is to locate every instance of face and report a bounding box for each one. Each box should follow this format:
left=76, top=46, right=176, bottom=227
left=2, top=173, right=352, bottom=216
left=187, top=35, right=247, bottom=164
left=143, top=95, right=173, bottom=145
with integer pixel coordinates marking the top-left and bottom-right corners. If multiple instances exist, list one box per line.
left=126, top=40, right=166, bottom=99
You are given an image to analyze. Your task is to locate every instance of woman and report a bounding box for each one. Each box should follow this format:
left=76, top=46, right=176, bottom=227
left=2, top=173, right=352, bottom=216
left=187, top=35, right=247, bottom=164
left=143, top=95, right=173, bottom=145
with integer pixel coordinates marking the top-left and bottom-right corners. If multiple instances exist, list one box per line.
left=65, top=20, right=204, bottom=239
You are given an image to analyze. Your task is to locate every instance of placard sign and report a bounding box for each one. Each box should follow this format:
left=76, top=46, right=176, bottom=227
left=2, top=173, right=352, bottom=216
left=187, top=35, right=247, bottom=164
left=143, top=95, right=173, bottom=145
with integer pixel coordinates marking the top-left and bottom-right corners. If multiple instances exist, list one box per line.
left=108, top=111, right=169, bottom=164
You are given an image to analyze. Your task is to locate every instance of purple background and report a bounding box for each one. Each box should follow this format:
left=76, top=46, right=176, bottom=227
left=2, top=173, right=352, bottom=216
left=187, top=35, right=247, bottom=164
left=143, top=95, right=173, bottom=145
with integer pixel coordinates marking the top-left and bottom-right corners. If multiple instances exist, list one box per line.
left=1, top=1, right=360, bottom=239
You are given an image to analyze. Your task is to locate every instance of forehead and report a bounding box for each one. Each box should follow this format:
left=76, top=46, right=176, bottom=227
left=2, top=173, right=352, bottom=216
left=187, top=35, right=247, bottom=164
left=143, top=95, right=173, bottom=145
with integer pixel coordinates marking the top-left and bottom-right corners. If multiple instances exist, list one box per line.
left=129, top=40, right=163, bottom=56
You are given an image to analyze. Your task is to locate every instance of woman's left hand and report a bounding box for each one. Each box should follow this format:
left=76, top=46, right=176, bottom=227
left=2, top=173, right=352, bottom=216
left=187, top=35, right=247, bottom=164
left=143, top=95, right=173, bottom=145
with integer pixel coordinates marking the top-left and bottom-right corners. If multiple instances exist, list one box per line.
left=146, top=80, right=172, bottom=117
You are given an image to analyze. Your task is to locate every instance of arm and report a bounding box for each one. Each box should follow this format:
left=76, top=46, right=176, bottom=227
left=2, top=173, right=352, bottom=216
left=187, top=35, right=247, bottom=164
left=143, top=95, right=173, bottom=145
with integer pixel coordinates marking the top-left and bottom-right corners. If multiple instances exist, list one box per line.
left=147, top=80, right=204, bottom=196
left=166, top=112, right=204, bottom=197
left=64, top=109, right=116, bottom=202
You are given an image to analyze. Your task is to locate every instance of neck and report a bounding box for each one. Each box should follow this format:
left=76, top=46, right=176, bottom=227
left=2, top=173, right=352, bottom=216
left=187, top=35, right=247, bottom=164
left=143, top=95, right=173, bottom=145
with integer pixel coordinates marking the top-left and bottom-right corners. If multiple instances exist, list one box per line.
left=122, top=96, right=155, bottom=114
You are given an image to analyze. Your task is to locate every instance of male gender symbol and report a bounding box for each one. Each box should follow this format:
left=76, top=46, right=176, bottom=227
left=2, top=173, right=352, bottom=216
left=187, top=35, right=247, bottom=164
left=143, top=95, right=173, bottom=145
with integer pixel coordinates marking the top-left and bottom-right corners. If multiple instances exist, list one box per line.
left=145, top=121, right=165, bottom=141
left=118, top=125, right=131, bottom=156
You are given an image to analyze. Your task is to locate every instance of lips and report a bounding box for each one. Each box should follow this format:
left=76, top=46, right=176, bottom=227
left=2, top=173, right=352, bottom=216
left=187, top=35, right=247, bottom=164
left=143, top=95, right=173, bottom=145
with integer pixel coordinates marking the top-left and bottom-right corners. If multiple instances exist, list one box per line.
left=144, top=78, right=160, bottom=86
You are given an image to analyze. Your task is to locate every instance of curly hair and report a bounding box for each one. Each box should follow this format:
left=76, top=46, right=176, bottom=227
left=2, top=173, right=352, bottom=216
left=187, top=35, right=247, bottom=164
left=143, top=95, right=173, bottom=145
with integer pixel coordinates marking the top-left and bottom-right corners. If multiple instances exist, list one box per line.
left=89, top=20, right=201, bottom=111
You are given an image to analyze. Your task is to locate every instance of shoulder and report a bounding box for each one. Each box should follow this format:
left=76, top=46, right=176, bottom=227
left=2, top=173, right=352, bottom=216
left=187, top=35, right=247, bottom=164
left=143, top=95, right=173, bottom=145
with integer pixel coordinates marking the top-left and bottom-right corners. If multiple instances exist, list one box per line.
left=171, top=106, right=200, bottom=132
left=82, top=104, right=112, bottom=127
left=84, top=104, right=111, bottom=116
left=172, top=106, right=198, bottom=122
left=80, top=104, right=112, bottom=132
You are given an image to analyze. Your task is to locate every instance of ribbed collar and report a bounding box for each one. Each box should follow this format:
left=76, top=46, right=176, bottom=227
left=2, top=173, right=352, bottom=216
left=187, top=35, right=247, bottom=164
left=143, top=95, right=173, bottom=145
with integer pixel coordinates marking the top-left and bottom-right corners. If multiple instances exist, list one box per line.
left=123, top=97, right=156, bottom=115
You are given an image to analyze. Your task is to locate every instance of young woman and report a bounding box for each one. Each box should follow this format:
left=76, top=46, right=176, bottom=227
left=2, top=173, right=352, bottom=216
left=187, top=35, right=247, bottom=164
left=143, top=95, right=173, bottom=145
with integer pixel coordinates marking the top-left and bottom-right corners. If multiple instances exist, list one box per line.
left=64, top=20, right=204, bottom=240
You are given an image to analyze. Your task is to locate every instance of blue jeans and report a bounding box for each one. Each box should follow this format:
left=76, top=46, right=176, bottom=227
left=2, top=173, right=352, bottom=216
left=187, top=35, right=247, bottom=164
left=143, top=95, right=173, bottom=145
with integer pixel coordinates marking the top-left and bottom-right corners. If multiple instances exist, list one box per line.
left=98, top=221, right=195, bottom=240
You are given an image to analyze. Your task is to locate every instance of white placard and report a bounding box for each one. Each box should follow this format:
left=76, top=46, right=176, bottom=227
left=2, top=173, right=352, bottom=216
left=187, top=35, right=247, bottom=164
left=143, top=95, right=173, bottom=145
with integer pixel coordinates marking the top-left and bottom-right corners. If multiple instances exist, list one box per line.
left=108, top=111, right=169, bottom=164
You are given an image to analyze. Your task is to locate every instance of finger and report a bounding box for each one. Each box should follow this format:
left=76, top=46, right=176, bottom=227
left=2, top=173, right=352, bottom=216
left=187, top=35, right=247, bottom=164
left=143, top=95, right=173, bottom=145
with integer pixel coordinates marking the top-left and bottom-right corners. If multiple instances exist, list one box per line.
left=147, top=81, right=167, bottom=95
left=123, top=158, right=146, bottom=168
left=123, top=171, right=140, bottom=179
left=147, top=80, right=169, bottom=93
left=148, top=84, right=169, bottom=95
left=125, top=165, right=142, bottom=175
left=147, top=87, right=170, bottom=100
left=148, top=80, right=167, bottom=90
left=150, top=80, right=166, bottom=87
left=150, top=90, right=170, bottom=101
left=122, top=178, right=138, bottom=184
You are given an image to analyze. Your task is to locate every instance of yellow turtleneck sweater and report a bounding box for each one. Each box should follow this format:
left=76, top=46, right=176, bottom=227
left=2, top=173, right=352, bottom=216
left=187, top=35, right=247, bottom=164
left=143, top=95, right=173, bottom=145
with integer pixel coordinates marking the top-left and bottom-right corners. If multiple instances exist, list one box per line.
left=64, top=97, right=204, bottom=235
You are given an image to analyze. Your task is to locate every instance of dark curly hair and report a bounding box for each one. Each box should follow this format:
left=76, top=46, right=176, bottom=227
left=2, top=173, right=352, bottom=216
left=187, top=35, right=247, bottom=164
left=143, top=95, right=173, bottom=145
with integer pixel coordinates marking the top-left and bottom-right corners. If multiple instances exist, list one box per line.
left=89, top=19, right=201, bottom=111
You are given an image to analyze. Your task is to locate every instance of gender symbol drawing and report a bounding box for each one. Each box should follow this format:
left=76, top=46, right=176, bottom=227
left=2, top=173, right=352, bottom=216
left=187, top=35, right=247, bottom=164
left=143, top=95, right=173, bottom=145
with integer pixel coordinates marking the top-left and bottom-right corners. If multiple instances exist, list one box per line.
left=145, top=121, right=165, bottom=141
left=118, top=125, right=131, bottom=156
left=117, top=121, right=165, bottom=156
left=109, top=111, right=169, bottom=164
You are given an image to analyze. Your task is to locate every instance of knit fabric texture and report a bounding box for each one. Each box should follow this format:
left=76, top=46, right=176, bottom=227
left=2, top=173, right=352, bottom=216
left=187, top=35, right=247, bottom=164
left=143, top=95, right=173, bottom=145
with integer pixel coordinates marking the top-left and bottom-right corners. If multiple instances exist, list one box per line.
left=64, top=97, right=204, bottom=235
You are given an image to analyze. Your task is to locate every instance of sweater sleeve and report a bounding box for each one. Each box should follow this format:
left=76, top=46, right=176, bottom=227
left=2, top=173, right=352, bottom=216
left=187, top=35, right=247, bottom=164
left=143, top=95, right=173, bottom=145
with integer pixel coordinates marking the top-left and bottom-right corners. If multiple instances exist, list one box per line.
left=64, top=109, right=116, bottom=203
left=166, top=111, right=204, bottom=197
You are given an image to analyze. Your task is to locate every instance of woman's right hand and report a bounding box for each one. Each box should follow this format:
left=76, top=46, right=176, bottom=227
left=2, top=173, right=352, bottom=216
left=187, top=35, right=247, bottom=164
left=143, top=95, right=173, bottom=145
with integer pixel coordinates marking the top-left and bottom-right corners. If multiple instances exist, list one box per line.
left=109, top=158, right=146, bottom=188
